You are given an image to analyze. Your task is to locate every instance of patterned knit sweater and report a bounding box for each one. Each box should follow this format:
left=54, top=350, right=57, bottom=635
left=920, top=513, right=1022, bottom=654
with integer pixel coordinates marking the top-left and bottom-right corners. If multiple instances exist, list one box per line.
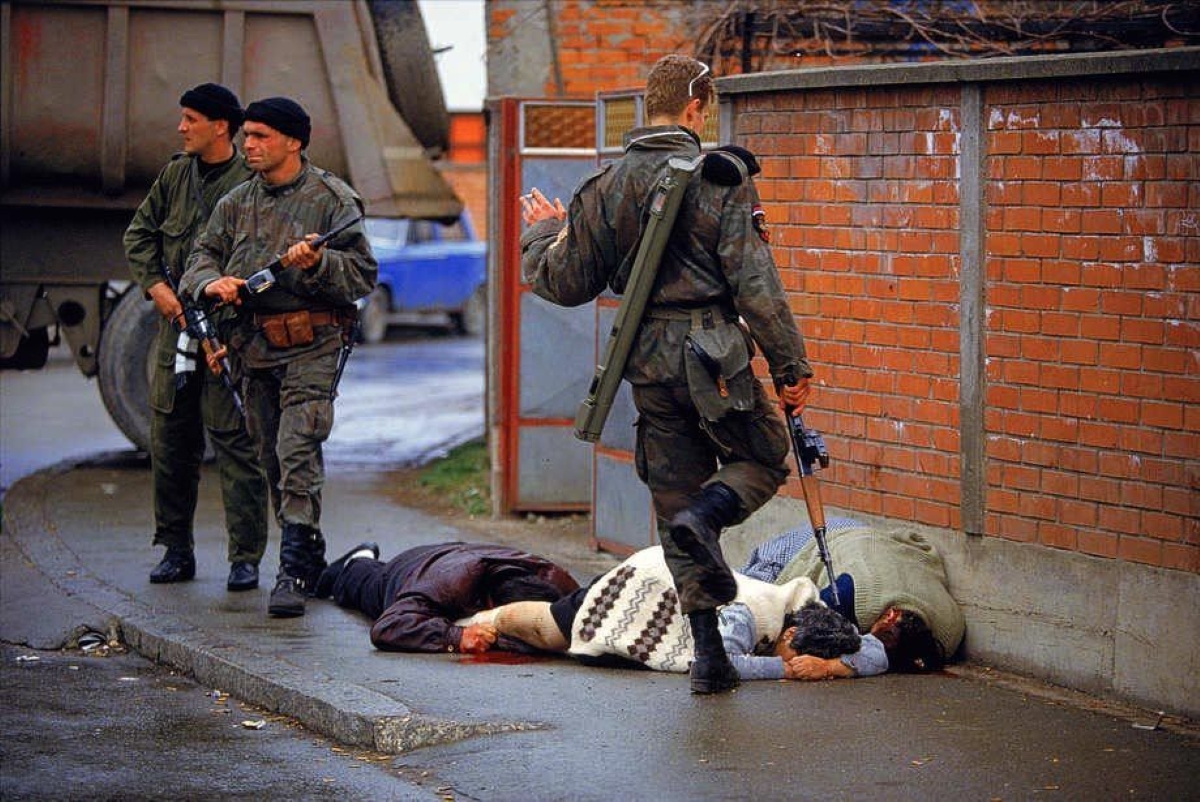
left=568, top=546, right=820, bottom=672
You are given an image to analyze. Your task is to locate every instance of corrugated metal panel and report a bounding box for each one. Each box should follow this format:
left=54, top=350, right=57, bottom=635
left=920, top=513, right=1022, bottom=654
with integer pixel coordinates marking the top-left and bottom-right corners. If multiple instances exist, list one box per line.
left=1, top=0, right=461, bottom=220
left=491, top=98, right=597, bottom=513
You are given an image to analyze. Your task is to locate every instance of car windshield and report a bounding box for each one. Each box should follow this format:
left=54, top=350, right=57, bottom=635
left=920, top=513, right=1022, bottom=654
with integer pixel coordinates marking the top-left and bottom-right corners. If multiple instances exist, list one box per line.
left=366, top=216, right=471, bottom=249
left=365, top=217, right=410, bottom=249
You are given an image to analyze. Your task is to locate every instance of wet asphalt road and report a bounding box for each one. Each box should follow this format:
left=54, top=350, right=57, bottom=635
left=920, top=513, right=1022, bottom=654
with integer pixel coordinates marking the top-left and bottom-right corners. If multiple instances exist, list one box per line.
left=0, top=334, right=482, bottom=800
left=0, top=332, right=485, bottom=493
left=0, top=643, right=434, bottom=801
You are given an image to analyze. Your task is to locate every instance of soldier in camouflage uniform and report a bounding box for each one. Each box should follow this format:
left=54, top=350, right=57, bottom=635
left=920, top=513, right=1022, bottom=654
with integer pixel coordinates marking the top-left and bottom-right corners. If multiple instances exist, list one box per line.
left=181, top=97, right=377, bottom=618
left=123, top=83, right=269, bottom=593
left=519, top=55, right=813, bottom=694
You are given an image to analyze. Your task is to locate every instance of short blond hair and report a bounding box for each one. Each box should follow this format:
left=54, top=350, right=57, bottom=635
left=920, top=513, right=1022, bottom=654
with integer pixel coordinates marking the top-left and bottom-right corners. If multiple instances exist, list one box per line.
left=645, top=55, right=713, bottom=119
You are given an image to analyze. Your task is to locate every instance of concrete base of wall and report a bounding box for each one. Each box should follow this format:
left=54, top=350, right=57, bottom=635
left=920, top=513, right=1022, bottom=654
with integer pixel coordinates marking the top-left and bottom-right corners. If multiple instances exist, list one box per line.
left=722, top=496, right=1200, bottom=719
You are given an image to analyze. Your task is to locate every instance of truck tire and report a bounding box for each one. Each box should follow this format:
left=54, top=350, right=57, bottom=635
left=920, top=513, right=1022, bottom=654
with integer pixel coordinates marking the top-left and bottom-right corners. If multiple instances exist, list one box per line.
left=368, top=0, right=452, bottom=156
left=97, top=289, right=155, bottom=453
left=359, top=286, right=391, bottom=345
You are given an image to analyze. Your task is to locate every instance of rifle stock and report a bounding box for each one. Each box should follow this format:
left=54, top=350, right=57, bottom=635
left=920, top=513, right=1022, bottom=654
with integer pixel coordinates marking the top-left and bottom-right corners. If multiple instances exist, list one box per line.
left=574, top=155, right=701, bottom=442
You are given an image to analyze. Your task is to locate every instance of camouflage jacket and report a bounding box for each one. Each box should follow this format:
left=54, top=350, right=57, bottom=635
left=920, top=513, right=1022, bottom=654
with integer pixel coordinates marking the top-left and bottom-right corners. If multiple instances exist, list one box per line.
left=124, top=150, right=252, bottom=291
left=123, top=151, right=253, bottom=365
left=181, top=159, right=377, bottom=367
left=520, top=125, right=811, bottom=387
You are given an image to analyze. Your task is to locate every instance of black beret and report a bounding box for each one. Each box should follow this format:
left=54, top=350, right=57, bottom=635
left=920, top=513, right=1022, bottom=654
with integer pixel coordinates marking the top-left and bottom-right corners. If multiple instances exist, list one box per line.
left=179, top=83, right=244, bottom=129
left=245, top=96, right=311, bottom=148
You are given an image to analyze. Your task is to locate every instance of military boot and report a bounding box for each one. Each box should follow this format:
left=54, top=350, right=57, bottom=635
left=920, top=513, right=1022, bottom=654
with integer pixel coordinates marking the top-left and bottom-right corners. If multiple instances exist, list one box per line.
left=688, top=609, right=739, bottom=694
left=303, top=528, right=328, bottom=597
left=666, top=482, right=742, bottom=601
left=149, top=547, right=196, bottom=584
left=268, top=523, right=315, bottom=618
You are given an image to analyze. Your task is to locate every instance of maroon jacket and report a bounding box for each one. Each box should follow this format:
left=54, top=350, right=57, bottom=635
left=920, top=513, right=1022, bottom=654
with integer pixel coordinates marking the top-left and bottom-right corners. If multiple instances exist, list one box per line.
left=365, top=542, right=578, bottom=653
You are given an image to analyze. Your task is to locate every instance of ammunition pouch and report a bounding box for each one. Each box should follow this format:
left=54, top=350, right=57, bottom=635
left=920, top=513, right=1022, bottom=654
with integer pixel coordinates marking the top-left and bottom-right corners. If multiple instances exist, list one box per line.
left=680, top=308, right=755, bottom=422
left=255, top=309, right=348, bottom=349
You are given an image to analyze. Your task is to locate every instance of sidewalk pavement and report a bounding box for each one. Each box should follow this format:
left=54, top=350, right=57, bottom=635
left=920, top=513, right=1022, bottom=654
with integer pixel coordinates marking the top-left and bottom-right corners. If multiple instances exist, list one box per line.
left=3, top=454, right=1197, bottom=800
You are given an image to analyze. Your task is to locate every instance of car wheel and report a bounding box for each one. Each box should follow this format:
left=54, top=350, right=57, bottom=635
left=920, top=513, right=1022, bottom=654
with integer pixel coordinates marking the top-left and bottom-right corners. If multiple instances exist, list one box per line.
left=359, top=286, right=390, bottom=345
left=455, top=284, right=487, bottom=337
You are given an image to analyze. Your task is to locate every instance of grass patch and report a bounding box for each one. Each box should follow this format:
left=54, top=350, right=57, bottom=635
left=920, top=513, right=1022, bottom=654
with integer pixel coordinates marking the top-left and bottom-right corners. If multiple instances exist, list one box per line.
left=417, top=438, right=490, bottom=517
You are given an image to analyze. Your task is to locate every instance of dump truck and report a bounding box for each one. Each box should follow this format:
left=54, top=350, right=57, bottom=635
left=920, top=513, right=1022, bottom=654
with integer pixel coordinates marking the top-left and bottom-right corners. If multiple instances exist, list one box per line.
left=0, top=0, right=464, bottom=451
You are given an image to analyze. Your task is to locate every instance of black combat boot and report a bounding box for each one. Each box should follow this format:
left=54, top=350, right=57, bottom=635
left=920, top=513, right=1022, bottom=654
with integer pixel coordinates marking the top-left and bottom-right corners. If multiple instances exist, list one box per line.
left=688, top=609, right=739, bottom=694
left=667, top=482, right=742, bottom=601
left=303, top=528, right=328, bottom=597
left=269, top=523, right=314, bottom=617
left=149, top=547, right=196, bottom=584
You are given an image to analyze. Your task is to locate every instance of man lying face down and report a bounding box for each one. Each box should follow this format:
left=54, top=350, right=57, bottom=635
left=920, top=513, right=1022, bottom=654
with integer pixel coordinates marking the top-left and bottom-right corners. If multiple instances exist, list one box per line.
left=314, top=541, right=579, bottom=654
left=468, top=545, right=885, bottom=683
left=740, top=517, right=964, bottom=676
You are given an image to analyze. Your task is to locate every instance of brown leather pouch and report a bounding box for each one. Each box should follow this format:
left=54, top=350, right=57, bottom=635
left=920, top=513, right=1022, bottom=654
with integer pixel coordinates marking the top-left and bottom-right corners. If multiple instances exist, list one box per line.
left=283, top=310, right=314, bottom=347
left=260, top=316, right=289, bottom=348
left=259, top=310, right=315, bottom=349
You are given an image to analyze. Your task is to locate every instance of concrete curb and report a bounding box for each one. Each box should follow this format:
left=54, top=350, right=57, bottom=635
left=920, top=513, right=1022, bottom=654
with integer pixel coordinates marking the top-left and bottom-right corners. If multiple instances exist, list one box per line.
left=1, top=464, right=535, bottom=754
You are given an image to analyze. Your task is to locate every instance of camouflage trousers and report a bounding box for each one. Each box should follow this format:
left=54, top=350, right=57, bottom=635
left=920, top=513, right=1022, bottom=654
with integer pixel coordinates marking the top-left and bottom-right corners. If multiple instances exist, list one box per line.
left=242, top=350, right=338, bottom=531
left=632, top=380, right=791, bottom=612
left=150, top=362, right=269, bottom=564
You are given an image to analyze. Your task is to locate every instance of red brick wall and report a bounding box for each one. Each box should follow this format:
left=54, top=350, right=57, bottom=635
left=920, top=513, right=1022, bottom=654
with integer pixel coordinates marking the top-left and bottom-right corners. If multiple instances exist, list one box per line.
left=486, top=7, right=1198, bottom=575
left=735, top=74, right=1198, bottom=573
left=980, top=78, right=1197, bottom=570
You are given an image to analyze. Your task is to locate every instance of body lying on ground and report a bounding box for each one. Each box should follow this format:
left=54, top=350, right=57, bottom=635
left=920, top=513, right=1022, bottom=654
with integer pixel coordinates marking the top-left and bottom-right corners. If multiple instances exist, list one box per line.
left=472, top=545, right=887, bottom=681
left=741, top=517, right=964, bottom=672
left=315, top=541, right=579, bottom=654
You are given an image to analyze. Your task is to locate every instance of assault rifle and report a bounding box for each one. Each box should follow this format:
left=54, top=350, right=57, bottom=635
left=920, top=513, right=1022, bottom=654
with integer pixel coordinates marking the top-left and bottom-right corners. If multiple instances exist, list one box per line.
left=159, top=264, right=245, bottom=417
left=242, top=213, right=366, bottom=297
left=785, top=411, right=840, bottom=607
left=574, top=156, right=701, bottom=442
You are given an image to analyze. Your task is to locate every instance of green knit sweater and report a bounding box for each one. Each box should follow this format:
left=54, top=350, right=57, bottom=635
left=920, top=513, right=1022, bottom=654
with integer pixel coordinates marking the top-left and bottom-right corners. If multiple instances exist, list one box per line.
left=774, top=526, right=964, bottom=658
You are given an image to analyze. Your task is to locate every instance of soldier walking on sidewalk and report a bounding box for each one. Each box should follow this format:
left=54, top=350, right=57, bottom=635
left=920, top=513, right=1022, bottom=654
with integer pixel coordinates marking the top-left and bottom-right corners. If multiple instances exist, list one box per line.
left=182, top=97, right=377, bottom=617
left=519, top=56, right=813, bottom=693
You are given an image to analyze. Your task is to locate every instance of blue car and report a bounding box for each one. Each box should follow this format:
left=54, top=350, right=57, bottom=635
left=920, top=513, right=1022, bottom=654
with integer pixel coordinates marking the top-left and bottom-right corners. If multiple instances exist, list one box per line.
left=358, top=212, right=487, bottom=342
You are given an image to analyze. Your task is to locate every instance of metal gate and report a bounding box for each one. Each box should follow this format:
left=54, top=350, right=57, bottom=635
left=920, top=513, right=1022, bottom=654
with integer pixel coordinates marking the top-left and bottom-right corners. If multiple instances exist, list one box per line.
left=489, top=98, right=597, bottom=514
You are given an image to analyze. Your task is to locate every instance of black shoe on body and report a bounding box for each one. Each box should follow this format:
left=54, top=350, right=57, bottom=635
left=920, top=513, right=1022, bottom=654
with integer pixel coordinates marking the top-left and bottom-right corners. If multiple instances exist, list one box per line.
left=267, top=575, right=306, bottom=618
left=149, top=548, right=196, bottom=584
left=313, top=541, right=380, bottom=600
left=226, top=561, right=259, bottom=592
left=688, top=609, right=740, bottom=695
